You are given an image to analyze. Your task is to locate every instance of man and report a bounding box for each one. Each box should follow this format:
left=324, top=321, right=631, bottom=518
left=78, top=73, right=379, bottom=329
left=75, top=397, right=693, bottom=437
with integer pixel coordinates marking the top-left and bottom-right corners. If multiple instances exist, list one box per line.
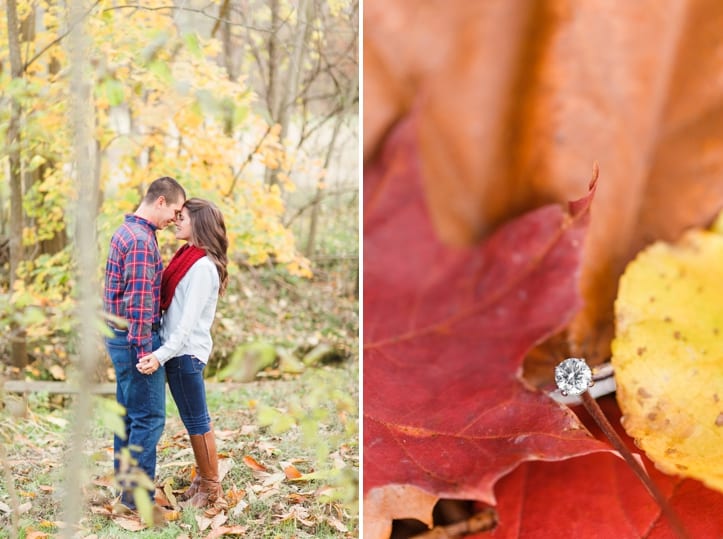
left=103, top=176, right=186, bottom=509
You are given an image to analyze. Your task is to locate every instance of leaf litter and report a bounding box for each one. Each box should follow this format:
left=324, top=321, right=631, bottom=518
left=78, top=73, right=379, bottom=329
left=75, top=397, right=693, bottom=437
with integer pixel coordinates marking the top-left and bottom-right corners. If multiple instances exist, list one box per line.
left=0, top=367, right=358, bottom=538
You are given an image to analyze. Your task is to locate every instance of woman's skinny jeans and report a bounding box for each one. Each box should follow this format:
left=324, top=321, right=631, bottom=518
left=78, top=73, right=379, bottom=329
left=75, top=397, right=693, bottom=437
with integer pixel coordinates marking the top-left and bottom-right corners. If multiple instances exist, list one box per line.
left=165, top=354, right=211, bottom=435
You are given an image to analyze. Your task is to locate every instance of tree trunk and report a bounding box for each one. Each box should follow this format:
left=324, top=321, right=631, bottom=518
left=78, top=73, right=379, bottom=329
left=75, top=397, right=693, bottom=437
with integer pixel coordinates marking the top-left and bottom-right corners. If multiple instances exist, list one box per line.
left=36, top=10, right=68, bottom=257
left=278, top=0, right=312, bottom=138
left=304, top=111, right=344, bottom=257
left=265, top=0, right=313, bottom=187
left=6, top=0, right=28, bottom=370
left=64, top=0, right=99, bottom=530
left=267, top=0, right=280, bottom=120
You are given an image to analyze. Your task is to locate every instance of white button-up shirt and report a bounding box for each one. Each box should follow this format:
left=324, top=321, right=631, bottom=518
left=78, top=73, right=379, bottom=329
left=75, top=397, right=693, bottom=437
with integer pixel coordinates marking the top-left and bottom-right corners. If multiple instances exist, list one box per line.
left=155, top=256, right=219, bottom=365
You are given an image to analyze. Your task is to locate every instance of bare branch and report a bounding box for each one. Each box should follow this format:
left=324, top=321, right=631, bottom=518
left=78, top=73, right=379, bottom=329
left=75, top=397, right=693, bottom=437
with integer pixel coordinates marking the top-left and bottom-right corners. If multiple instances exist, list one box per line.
left=224, top=125, right=273, bottom=198
left=23, top=0, right=102, bottom=72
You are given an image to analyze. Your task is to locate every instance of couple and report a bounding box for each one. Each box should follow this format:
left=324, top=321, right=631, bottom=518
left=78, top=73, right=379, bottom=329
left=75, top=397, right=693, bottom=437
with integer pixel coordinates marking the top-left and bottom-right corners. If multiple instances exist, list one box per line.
left=103, top=176, right=228, bottom=511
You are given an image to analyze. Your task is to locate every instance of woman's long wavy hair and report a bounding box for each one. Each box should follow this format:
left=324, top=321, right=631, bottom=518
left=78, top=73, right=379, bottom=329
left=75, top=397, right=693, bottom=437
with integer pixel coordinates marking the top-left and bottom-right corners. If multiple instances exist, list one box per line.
left=185, top=198, right=229, bottom=295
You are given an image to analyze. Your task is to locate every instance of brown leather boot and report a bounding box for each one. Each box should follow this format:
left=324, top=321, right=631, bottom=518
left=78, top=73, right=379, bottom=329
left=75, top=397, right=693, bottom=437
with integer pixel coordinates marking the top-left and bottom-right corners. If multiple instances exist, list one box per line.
left=178, top=421, right=214, bottom=502
left=187, top=430, right=226, bottom=509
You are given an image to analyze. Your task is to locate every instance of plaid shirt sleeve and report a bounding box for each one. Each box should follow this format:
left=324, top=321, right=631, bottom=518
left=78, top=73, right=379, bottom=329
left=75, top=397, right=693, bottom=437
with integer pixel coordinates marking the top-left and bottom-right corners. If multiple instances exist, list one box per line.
left=123, top=237, right=158, bottom=357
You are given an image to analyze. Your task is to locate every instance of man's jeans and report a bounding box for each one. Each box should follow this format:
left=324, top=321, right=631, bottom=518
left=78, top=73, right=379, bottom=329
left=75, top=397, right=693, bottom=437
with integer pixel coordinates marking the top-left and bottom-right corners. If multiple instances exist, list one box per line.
left=105, top=327, right=165, bottom=506
left=165, top=355, right=211, bottom=435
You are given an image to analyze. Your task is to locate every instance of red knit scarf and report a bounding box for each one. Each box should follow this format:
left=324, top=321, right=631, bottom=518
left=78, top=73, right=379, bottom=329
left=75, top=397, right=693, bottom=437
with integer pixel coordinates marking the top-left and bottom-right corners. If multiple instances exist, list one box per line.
left=160, top=244, right=206, bottom=311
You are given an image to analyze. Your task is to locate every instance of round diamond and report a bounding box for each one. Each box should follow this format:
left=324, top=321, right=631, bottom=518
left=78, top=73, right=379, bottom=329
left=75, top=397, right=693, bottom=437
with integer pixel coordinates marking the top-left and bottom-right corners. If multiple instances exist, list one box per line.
left=555, top=358, right=592, bottom=396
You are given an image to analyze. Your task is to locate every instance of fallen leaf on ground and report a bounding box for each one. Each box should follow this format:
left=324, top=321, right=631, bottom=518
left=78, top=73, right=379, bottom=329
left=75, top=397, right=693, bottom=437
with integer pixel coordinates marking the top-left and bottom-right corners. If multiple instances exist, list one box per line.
left=230, top=499, right=249, bottom=517
left=155, top=484, right=175, bottom=508
left=214, top=429, right=239, bottom=439
left=275, top=505, right=315, bottom=527
left=240, top=425, right=258, bottom=436
left=218, top=457, right=235, bottom=481
left=261, top=472, right=287, bottom=487
left=203, top=525, right=248, bottom=539
left=326, top=514, right=350, bottom=533
left=284, top=464, right=303, bottom=479
left=196, top=511, right=228, bottom=532
left=225, top=487, right=246, bottom=507
left=612, top=223, right=723, bottom=492
left=287, top=492, right=308, bottom=504
left=90, top=504, right=112, bottom=515
left=242, top=455, right=267, bottom=472
left=163, top=509, right=181, bottom=521
left=363, top=115, right=611, bottom=538
left=112, top=515, right=146, bottom=532
left=17, top=501, right=32, bottom=514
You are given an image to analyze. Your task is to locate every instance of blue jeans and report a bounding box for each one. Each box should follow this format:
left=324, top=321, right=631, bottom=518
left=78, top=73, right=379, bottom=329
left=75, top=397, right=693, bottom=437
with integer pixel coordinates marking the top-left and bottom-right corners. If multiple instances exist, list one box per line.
left=105, top=328, right=165, bottom=506
left=165, top=355, right=211, bottom=435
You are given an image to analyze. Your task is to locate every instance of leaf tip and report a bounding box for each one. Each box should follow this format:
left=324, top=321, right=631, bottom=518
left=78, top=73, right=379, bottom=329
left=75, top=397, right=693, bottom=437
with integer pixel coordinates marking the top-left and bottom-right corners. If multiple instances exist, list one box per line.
left=590, top=161, right=600, bottom=190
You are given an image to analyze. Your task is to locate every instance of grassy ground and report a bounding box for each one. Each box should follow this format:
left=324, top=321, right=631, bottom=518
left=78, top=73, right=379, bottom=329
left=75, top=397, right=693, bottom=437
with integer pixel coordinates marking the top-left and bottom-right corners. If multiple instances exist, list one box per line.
left=0, top=358, right=358, bottom=538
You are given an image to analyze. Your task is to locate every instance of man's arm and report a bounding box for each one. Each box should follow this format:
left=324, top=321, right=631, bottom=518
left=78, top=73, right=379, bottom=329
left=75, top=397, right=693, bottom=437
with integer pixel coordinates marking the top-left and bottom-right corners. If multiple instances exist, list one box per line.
left=123, top=238, right=157, bottom=358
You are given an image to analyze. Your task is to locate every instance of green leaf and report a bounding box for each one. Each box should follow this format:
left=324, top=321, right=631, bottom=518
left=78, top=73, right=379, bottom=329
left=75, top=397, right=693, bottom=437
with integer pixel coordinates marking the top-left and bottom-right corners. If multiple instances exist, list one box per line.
left=233, top=103, right=249, bottom=126
left=20, top=306, right=46, bottom=326
left=215, top=341, right=277, bottom=382
left=27, top=154, right=47, bottom=172
left=104, top=78, right=126, bottom=106
left=278, top=347, right=305, bottom=374
left=134, top=486, right=154, bottom=526
left=97, top=397, right=127, bottom=439
left=183, top=32, right=202, bottom=57
left=148, top=59, right=173, bottom=84
left=257, top=405, right=295, bottom=434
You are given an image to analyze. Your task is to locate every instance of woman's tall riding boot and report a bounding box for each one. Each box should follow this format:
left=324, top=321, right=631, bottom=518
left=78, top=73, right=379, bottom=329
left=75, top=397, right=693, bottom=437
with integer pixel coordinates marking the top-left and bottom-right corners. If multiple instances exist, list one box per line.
left=178, top=422, right=213, bottom=502
left=187, top=430, right=226, bottom=509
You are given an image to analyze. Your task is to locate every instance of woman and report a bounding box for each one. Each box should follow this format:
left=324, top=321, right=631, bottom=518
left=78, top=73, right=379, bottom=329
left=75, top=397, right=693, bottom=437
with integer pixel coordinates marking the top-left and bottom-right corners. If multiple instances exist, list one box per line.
left=137, top=198, right=229, bottom=510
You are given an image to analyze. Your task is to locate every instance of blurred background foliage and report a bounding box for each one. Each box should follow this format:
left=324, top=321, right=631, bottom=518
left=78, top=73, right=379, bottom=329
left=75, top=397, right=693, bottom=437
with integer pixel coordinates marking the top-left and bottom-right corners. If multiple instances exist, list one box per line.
left=0, top=0, right=359, bottom=381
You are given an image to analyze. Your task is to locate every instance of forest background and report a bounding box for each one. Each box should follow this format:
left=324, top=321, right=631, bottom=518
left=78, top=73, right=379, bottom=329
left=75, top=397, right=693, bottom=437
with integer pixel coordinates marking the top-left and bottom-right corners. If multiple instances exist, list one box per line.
left=0, top=0, right=358, bottom=537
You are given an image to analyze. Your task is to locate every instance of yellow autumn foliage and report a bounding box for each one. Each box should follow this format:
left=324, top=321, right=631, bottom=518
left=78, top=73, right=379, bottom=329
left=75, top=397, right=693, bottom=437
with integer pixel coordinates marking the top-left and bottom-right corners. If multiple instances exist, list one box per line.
left=612, top=220, right=723, bottom=493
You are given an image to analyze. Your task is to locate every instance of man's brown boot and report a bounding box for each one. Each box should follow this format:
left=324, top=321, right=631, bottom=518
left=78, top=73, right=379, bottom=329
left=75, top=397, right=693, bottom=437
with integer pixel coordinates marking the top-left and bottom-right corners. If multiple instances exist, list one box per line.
left=187, top=430, right=226, bottom=509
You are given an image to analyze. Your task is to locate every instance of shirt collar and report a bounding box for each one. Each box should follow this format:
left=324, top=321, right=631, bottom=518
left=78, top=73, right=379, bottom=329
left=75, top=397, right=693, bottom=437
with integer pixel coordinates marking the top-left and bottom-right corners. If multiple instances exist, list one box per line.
left=125, top=213, right=158, bottom=231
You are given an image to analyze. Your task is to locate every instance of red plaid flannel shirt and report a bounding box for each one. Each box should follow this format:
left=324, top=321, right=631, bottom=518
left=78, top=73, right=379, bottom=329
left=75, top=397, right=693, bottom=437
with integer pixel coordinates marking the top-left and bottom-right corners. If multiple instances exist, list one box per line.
left=103, top=214, right=163, bottom=358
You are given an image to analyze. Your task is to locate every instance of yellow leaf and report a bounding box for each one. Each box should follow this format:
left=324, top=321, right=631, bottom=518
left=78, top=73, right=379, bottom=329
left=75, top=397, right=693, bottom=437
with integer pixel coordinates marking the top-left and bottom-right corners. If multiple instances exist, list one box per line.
left=612, top=224, right=723, bottom=493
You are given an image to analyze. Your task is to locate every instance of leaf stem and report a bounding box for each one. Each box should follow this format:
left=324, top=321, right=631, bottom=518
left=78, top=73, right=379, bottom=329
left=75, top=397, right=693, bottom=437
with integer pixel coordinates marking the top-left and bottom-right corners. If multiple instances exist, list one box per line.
left=580, top=392, right=690, bottom=539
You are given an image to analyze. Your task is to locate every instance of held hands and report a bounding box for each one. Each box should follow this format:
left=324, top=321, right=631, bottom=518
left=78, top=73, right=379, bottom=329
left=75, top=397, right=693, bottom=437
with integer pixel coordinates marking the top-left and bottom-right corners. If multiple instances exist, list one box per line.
left=137, top=353, right=160, bottom=375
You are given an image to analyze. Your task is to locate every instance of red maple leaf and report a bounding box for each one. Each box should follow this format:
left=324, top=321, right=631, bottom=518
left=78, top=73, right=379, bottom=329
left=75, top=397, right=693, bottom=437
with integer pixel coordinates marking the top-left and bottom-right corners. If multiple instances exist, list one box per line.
left=363, top=114, right=613, bottom=534
left=473, top=397, right=723, bottom=538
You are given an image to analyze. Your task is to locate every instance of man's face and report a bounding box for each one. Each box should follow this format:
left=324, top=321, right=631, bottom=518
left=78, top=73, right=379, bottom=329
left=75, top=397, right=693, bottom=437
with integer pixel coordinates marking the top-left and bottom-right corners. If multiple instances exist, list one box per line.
left=158, top=196, right=185, bottom=229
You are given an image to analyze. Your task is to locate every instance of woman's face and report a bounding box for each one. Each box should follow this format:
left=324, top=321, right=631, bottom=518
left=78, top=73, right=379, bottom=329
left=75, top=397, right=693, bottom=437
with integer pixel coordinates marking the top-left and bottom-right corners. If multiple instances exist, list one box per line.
left=175, top=207, right=192, bottom=242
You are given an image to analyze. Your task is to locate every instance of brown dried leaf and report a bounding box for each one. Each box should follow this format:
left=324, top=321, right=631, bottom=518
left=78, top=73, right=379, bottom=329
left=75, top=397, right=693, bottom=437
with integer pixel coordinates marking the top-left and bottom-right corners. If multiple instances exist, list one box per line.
left=203, top=525, right=248, bottom=539
left=365, top=0, right=723, bottom=364
left=283, top=464, right=303, bottom=480
left=112, top=515, right=146, bottom=531
left=242, top=455, right=267, bottom=472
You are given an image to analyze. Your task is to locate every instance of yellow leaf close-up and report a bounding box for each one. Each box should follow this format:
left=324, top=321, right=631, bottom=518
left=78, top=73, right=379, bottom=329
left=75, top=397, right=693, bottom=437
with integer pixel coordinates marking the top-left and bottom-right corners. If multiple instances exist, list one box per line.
left=612, top=220, right=723, bottom=493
